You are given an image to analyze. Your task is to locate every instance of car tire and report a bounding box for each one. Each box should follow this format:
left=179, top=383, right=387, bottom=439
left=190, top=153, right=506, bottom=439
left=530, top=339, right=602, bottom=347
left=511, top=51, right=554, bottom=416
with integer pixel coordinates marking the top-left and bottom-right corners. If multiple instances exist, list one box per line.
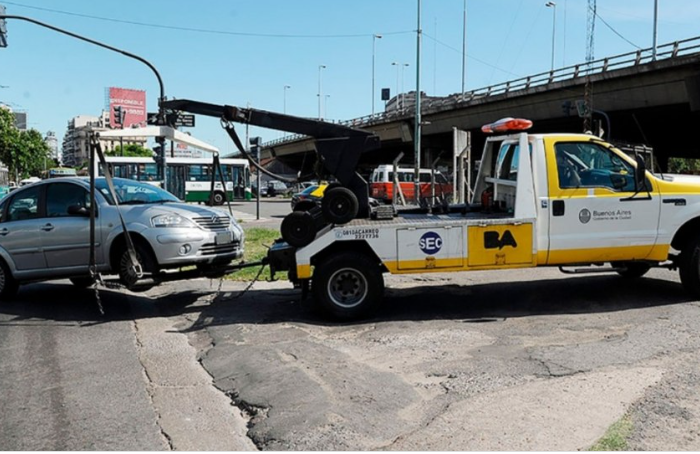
left=312, top=252, right=384, bottom=321
left=70, top=276, right=95, bottom=288
left=0, top=259, right=19, bottom=300
left=614, top=262, right=651, bottom=279
left=321, top=187, right=359, bottom=225
left=212, top=192, right=225, bottom=206
left=119, top=242, right=157, bottom=292
left=281, top=211, right=317, bottom=247
left=679, top=236, right=700, bottom=296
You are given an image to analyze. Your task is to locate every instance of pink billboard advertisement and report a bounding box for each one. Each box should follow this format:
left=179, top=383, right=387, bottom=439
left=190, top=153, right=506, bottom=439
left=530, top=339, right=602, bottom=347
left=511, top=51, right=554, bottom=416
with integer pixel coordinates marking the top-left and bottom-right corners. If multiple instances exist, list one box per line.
left=108, top=87, right=146, bottom=128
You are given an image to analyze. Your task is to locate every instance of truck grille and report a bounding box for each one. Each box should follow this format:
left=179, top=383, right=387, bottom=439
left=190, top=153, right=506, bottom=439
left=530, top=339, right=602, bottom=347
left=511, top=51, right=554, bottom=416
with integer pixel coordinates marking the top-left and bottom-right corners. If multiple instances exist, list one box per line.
left=193, top=216, right=231, bottom=231
left=199, top=241, right=241, bottom=256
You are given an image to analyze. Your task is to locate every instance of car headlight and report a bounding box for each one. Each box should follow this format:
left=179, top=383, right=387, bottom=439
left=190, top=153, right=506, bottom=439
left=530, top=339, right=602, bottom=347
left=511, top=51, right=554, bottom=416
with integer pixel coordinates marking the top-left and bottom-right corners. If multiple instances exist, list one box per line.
left=151, top=214, right=196, bottom=228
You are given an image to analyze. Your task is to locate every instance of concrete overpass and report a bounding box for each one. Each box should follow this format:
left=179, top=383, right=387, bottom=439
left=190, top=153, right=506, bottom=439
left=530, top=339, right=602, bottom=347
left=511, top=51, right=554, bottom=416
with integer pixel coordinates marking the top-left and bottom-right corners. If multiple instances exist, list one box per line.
left=262, top=36, right=700, bottom=173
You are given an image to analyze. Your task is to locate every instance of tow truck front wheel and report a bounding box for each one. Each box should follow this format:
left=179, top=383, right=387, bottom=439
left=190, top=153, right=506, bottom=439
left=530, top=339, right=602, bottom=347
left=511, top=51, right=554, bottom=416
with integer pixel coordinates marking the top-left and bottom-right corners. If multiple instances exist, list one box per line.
left=312, top=252, right=384, bottom=320
left=679, top=236, right=700, bottom=296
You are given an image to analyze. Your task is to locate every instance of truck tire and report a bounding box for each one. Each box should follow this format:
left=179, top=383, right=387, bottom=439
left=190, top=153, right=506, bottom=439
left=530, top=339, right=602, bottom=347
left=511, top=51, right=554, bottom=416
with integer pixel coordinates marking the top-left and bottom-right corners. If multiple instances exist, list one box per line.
left=281, top=211, right=317, bottom=247
left=312, top=252, right=384, bottom=321
left=119, top=243, right=157, bottom=292
left=614, top=262, right=651, bottom=278
left=679, top=236, right=700, bottom=296
left=321, top=187, right=358, bottom=225
left=0, top=259, right=19, bottom=300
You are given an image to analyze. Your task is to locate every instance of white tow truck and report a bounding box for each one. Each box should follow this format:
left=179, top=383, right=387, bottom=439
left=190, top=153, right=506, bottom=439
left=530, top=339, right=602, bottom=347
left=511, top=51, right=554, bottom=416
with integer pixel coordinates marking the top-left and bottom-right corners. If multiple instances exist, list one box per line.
left=267, top=118, right=700, bottom=319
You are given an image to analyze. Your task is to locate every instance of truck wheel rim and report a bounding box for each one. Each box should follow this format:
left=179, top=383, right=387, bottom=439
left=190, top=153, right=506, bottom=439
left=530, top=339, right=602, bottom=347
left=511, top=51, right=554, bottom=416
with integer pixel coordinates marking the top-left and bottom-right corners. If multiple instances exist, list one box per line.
left=328, top=267, right=368, bottom=309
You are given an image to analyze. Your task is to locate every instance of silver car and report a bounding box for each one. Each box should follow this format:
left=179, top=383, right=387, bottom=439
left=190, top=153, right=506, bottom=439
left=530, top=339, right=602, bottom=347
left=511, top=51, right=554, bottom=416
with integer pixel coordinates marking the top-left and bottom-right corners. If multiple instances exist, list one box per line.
left=0, top=177, right=244, bottom=297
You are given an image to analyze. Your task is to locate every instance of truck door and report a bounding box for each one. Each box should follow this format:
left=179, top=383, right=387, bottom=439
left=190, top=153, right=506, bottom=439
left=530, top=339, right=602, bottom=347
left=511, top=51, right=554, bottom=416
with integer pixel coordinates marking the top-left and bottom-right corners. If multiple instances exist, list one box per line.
left=545, top=139, right=661, bottom=264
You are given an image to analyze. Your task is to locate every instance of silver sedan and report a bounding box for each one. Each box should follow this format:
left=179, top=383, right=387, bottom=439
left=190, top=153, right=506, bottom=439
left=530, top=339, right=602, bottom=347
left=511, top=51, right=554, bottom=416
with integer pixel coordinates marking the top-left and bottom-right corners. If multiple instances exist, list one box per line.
left=0, top=177, right=244, bottom=297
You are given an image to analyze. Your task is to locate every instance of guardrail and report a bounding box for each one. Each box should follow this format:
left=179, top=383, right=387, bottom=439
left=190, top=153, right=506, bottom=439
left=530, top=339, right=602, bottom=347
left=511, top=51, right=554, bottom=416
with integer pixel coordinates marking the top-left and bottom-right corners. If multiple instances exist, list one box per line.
left=263, top=36, right=700, bottom=148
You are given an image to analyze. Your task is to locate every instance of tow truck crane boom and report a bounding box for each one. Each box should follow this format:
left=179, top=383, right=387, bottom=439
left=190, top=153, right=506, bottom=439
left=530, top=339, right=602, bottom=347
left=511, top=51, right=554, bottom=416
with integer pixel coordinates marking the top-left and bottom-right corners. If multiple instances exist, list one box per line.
left=161, top=99, right=381, bottom=220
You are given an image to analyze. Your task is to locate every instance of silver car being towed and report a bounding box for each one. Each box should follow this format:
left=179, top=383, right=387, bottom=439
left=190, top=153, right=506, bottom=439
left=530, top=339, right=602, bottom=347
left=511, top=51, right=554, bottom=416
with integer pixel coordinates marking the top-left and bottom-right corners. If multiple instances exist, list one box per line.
left=0, top=177, right=244, bottom=297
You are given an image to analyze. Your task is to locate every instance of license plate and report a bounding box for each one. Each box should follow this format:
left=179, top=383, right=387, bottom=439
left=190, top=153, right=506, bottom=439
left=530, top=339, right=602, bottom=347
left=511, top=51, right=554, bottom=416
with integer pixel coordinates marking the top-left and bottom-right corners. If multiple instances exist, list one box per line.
left=215, top=231, right=233, bottom=245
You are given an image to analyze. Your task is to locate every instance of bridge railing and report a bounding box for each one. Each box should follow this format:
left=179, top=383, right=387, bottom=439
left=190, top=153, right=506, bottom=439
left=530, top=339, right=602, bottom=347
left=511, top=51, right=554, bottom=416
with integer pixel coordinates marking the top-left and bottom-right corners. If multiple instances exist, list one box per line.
left=264, top=36, right=700, bottom=148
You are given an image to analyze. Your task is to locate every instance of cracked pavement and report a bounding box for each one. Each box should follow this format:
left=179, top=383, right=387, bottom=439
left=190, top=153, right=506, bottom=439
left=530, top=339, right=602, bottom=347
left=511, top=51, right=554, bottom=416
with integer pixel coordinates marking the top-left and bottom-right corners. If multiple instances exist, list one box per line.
left=177, top=265, right=700, bottom=450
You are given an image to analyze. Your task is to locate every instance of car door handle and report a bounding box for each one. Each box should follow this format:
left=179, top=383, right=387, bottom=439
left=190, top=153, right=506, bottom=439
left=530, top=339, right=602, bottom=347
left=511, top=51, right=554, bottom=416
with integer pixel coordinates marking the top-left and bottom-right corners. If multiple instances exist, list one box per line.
left=0, top=228, right=8, bottom=236
left=41, top=223, right=55, bottom=232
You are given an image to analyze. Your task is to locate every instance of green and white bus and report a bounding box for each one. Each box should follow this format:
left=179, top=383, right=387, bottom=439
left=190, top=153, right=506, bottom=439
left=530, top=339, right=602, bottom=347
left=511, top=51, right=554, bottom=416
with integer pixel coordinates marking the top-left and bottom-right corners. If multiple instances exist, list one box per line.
left=0, top=163, right=9, bottom=198
left=96, top=156, right=250, bottom=205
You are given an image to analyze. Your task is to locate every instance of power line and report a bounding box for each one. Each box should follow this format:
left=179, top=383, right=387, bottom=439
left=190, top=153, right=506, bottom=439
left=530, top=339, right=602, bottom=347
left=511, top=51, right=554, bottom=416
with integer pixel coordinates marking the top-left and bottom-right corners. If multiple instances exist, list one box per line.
left=593, top=8, right=641, bottom=49
left=2, top=1, right=413, bottom=39
left=422, top=33, right=521, bottom=79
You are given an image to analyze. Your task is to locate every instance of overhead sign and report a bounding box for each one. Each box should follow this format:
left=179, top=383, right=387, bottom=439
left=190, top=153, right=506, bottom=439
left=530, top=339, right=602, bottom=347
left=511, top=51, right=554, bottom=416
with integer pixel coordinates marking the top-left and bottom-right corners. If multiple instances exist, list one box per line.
left=108, top=87, right=146, bottom=128
left=148, top=112, right=196, bottom=128
left=381, top=88, right=391, bottom=101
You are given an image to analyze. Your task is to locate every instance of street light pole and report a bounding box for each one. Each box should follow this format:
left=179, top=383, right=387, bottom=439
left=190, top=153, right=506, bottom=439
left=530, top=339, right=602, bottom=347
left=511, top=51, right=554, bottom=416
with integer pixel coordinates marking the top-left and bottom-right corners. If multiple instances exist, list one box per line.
left=317, top=64, right=326, bottom=120
left=283, top=84, right=291, bottom=114
left=401, top=63, right=409, bottom=113
left=372, top=34, right=382, bottom=116
left=461, top=0, right=467, bottom=99
left=392, top=62, right=400, bottom=113
left=324, top=94, right=331, bottom=120
left=546, top=1, right=557, bottom=72
left=414, top=0, right=423, bottom=204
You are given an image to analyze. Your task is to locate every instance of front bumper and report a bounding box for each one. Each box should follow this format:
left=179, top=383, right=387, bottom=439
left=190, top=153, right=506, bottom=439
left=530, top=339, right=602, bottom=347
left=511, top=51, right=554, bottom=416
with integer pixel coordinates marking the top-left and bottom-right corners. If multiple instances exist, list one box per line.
left=144, top=228, right=244, bottom=268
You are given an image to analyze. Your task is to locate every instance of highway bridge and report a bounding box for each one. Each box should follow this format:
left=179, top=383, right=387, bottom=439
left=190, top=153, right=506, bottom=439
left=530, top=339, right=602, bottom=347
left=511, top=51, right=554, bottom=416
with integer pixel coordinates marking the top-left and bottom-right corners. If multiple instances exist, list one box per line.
left=262, top=36, right=700, bottom=174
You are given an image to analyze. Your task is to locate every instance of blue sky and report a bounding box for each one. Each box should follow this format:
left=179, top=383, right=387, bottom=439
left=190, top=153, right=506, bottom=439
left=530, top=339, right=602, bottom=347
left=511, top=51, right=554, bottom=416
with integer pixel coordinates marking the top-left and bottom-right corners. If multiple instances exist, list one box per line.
left=1, top=0, right=699, bottom=155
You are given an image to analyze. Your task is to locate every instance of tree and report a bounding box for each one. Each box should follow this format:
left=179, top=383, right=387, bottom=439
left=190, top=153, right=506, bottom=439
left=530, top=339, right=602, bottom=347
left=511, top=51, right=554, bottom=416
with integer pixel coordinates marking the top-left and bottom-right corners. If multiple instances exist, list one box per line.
left=0, top=107, right=51, bottom=180
left=108, top=143, right=153, bottom=157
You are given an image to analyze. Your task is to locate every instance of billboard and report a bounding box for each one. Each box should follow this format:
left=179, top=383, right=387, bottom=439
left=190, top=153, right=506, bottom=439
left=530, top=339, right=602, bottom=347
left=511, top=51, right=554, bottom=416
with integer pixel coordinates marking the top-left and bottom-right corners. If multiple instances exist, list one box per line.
left=108, top=87, right=146, bottom=128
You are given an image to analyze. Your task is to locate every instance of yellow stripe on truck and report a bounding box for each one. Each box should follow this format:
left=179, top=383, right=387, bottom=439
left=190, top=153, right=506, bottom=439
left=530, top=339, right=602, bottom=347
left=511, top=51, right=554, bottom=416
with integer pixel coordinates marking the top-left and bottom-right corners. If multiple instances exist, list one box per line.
left=546, top=243, right=669, bottom=264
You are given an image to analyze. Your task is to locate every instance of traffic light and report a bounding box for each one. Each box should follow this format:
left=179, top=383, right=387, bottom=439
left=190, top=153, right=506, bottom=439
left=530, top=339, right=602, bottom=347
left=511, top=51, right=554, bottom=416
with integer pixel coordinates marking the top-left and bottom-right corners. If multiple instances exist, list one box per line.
left=0, top=5, right=8, bottom=48
left=113, top=105, right=125, bottom=127
left=249, top=136, right=262, bottom=162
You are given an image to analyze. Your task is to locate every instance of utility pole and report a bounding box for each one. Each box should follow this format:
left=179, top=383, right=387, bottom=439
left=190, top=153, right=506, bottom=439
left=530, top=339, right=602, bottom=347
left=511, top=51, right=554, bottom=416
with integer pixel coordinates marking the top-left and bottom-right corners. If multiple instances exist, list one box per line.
left=372, top=34, right=382, bottom=116
left=461, top=0, right=467, bottom=100
left=414, top=0, right=422, bottom=204
left=652, top=0, right=659, bottom=60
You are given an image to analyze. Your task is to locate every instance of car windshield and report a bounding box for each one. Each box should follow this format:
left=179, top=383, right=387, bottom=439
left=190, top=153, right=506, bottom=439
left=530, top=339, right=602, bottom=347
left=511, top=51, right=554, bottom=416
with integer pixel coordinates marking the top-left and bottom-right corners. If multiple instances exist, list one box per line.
left=95, top=178, right=180, bottom=205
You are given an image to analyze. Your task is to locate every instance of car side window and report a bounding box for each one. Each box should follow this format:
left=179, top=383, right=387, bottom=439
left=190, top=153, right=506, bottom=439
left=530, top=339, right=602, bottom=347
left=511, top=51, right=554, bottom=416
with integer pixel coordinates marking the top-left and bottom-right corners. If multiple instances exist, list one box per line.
left=555, top=142, right=636, bottom=192
left=46, top=183, right=90, bottom=217
left=7, top=186, right=42, bottom=222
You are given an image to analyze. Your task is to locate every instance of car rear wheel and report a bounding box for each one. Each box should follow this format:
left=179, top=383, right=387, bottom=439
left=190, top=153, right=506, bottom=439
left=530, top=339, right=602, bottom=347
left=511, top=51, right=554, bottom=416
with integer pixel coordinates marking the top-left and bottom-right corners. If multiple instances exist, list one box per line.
left=0, top=259, right=19, bottom=300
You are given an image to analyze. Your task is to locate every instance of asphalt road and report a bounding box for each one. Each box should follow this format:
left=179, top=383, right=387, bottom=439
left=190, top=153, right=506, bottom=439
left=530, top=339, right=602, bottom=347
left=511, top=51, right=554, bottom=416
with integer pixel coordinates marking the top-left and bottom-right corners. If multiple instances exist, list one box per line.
left=2, top=259, right=700, bottom=450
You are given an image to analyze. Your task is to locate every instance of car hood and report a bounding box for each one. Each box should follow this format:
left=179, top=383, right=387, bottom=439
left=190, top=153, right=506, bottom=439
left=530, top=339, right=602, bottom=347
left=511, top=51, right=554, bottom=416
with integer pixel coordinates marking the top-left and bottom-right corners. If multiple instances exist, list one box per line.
left=115, top=202, right=236, bottom=221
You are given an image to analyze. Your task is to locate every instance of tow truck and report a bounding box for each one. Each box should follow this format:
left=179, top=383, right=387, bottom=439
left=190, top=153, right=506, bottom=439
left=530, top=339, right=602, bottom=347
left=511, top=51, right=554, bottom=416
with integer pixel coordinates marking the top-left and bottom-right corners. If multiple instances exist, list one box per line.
left=160, top=101, right=700, bottom=320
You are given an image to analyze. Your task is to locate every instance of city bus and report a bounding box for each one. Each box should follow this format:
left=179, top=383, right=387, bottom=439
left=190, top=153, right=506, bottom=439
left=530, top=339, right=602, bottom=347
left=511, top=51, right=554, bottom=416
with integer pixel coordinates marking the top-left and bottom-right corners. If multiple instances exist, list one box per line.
left=95, top=156, right=251, bottom=204
left=0, top=163, right=9, bottom=198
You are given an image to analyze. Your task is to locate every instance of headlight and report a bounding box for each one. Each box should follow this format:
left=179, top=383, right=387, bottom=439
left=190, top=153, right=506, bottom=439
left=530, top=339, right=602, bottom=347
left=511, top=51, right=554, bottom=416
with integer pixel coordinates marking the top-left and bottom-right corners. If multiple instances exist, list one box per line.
left=151, top=214, right=196, bottom=228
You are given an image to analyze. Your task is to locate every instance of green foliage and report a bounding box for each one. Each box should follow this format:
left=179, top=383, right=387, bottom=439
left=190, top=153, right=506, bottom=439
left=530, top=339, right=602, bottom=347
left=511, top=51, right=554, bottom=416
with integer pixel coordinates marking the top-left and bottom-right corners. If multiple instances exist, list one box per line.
left=668, top=158, right=700, bottom=174
left=107, top=143, right=153, bottom=157
left=589, top=415, right=633, bottom=451
left=0, top=107, right=51, bottom=180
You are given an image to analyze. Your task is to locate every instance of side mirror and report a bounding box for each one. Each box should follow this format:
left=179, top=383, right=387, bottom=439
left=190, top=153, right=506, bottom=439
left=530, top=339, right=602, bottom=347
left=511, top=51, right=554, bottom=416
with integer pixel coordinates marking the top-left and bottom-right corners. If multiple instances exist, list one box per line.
left=67, top=205, right=90, bottom=217
left=634, top=154, right=647, bottom=191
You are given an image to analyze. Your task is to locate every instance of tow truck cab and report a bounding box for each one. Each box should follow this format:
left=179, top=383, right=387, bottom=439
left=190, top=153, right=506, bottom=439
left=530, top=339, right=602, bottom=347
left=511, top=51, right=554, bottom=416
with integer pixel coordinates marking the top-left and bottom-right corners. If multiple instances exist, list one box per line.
left=268, top=119, right=700, bottom=320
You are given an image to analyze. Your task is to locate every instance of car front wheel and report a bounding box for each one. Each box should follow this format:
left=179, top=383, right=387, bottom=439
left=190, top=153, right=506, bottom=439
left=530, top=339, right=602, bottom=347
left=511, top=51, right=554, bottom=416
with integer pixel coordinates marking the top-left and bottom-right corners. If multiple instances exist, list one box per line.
left=119, top=243, right=157, bottom=292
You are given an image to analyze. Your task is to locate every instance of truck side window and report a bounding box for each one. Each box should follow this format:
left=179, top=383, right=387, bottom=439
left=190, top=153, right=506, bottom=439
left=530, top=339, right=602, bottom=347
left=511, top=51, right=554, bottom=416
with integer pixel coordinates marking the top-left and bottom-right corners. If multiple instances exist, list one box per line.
left=555, top=142, right=636, bottom=191
left=496, top=144, right=526, bottom=181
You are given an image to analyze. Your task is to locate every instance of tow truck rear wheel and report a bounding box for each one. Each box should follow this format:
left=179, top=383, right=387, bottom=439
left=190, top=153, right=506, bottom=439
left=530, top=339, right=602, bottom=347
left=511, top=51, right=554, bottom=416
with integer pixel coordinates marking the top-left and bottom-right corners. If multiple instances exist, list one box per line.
left=312, top=252, right=384, bottom=320
left=614, top=262, right=651, bottom=278
left=679, top=236, right=700, bottom=296
left=322, top=187, right=359, bottom=225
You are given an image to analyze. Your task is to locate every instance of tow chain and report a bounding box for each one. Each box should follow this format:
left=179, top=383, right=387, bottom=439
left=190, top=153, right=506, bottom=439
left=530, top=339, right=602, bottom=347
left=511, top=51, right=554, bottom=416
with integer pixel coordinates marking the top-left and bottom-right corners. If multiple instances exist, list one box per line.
left=89, top=267, right=105, bottom=316
left=211, top=264, right=268, bottom=303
